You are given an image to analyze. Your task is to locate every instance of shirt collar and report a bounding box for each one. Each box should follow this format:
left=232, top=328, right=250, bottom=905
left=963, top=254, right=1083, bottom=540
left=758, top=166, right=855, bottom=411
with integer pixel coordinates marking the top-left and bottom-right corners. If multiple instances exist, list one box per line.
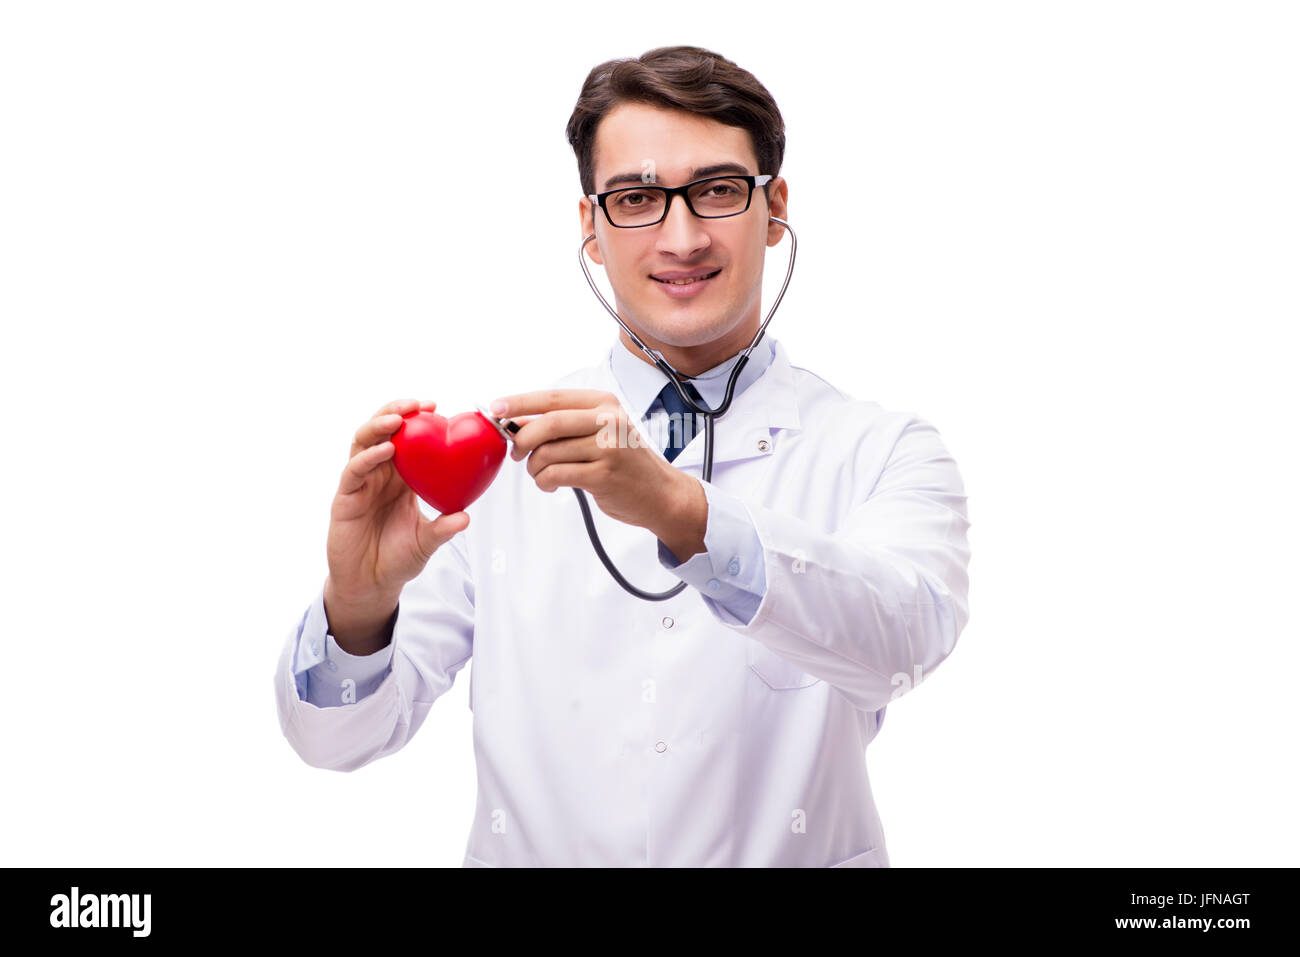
left=609, top=333, right=777, bottom=421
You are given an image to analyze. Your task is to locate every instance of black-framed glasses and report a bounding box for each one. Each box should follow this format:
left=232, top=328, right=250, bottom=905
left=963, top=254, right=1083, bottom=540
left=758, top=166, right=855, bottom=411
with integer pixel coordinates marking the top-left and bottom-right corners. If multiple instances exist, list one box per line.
left=588, top=174, right=773, bottom=228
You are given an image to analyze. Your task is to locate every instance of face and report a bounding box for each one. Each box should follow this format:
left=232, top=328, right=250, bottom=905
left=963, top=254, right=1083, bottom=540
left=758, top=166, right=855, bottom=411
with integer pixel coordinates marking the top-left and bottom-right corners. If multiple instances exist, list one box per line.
left=580, top=102, right=789, bottom=375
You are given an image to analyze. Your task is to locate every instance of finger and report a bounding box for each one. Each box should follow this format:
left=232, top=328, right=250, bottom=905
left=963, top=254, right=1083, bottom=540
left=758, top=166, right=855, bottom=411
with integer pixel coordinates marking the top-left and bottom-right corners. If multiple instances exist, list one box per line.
left=415, top=510, right=469, bottom=560
left=371, top=397, right=422, bottom=418
left=339, top=440, right=394, bottom=495
left=355, top=412, right=408, bottom=450
left=531, top=461, right=595, bottom=494
left=522, top=433, right=602, bottom=474
left=490, top=389, right=611, bottom=418
left=510, top=408, right=608, bottom=457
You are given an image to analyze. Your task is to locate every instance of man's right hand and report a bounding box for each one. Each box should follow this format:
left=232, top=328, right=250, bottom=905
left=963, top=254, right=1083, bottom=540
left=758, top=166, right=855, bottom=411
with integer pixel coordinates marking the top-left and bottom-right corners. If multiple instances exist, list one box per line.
left=323, top=398, right=470, bottom=653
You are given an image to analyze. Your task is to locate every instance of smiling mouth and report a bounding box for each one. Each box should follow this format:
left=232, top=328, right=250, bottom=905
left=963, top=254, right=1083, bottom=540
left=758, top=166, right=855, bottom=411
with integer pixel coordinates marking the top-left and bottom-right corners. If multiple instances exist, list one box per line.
left=651, top=269, right=722, bottom=285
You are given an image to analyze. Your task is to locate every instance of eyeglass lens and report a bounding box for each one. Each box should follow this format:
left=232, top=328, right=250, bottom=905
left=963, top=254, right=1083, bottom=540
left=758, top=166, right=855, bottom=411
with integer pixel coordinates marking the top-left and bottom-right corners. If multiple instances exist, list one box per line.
left=605, top=177, right=751, bottom=227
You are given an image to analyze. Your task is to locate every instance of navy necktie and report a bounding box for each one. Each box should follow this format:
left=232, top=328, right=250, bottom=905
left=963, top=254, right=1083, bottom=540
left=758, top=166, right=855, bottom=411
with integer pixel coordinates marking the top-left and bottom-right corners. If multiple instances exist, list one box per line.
left=657, top=378, right=705, bottom=463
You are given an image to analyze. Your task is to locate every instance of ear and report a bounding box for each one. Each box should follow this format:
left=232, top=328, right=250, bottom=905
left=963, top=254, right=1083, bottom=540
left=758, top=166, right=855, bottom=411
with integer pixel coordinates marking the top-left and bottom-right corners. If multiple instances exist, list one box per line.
left=765, top=176, right=789, bottom=247
left=580, top=197, right=604, bottom=266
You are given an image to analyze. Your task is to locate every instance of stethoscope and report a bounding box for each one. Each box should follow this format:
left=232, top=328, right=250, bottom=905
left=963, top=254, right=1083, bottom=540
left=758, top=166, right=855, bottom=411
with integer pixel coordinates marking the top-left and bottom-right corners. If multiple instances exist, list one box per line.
left=480, top=216, right=797, bottom=601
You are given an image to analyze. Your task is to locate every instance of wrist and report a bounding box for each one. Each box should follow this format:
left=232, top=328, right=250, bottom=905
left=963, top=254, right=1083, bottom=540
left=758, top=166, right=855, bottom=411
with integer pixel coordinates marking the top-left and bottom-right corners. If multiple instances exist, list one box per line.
left=654, top=472, right=708, bottom=564
left=324, top=574, right=398, bottom=610
left=323, top=577, right=400, bottom=652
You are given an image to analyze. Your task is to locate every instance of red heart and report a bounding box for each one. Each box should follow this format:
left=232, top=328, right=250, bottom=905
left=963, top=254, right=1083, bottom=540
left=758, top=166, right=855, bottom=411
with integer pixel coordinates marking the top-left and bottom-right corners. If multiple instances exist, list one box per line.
left=390, top=409, right=506, bottom=514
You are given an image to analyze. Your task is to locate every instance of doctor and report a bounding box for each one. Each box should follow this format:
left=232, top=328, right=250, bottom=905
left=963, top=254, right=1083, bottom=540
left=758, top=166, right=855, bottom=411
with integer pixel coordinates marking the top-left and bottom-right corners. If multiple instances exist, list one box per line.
left=274, top=45, right=971, bottom=867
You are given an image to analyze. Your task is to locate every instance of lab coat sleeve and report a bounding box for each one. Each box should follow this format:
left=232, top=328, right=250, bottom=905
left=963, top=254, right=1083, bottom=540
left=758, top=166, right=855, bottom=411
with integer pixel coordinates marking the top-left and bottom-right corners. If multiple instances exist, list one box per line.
left=273, top=527, right=475, bottom=771
left=705, top=414, right=971, bottom=713
left=657, top=479, right=766, bottom=626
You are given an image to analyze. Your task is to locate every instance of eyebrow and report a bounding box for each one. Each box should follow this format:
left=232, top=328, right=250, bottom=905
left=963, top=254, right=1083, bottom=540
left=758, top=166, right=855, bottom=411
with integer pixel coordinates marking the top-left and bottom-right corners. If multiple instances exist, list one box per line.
left=601, top=162, right=753, bottom=191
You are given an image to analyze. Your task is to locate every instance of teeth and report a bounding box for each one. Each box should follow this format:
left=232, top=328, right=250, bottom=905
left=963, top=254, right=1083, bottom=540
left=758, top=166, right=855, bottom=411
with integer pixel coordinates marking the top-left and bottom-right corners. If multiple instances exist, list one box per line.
left=656, top=270, right=717, bottom=285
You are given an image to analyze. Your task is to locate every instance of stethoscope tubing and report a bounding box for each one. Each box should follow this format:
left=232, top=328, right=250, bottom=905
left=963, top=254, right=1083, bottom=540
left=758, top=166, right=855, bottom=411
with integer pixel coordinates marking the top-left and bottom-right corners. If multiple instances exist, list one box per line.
left=566, top=217, right=798, bottom=600
left=578, top=217, right=797, bottom=421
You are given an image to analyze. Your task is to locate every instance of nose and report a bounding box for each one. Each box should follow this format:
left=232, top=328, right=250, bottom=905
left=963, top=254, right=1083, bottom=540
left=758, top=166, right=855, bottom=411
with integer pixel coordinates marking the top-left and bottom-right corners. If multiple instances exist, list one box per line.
left=655, top=192, right=712, bottom=259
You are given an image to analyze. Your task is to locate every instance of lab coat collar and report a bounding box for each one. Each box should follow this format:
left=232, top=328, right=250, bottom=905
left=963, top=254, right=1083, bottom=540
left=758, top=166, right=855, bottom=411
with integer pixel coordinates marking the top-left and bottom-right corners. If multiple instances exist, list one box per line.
left=597, top=333, right=802, bottom=470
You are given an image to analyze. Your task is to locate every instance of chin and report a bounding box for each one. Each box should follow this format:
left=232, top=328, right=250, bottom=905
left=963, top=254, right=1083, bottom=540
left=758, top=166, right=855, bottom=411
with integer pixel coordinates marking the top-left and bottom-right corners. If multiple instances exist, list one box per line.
left=632, top=313, right=734, bottom=348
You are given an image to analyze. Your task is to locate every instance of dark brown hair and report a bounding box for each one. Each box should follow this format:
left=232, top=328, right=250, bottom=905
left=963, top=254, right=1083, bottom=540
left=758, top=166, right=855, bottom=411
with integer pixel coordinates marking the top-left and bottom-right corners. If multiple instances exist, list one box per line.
left=565, top=46, right=786, bottom=204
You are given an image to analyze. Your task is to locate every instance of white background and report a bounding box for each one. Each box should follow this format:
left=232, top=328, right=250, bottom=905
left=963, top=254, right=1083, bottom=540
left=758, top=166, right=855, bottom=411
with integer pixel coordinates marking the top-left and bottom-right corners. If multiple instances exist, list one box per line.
left=2, top=1, right=1295, bottom=867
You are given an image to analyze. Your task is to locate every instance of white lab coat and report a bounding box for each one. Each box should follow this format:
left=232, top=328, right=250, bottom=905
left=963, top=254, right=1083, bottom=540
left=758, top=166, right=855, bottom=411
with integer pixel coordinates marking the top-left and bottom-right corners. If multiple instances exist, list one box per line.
left=274, top=337, right=971, bottom=866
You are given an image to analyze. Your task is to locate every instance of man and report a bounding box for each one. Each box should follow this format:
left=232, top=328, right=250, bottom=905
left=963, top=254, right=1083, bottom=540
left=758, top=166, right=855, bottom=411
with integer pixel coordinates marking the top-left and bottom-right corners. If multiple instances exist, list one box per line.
left=274, top=45, right=971, bottom=867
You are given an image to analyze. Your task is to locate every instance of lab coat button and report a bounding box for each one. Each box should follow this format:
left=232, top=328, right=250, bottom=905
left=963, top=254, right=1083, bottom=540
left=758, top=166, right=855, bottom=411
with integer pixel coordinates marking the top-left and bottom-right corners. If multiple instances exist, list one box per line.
left=310, top=641, right=320, bottom=656
left=661, top=616, right=674, bottom=629
left=757, top=438, right=771, bottom=452
left=326, top=660, right=338, bottom=672
left=654, top=741, right=667, bottom=753
left=727, top=557, right=740, bottom=575
left=707, top=579, right=720, bottom=593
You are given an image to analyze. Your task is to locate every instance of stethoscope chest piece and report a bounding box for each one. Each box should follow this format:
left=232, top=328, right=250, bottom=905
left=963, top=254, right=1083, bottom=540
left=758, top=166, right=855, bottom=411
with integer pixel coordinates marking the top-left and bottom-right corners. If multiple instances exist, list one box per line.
left=474, top=402, right=521, bottom=444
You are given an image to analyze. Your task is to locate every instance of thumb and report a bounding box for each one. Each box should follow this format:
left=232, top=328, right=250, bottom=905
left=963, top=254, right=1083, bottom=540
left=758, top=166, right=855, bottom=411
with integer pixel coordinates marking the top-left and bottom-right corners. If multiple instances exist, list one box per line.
left=415, top=510, right=469, bottom=563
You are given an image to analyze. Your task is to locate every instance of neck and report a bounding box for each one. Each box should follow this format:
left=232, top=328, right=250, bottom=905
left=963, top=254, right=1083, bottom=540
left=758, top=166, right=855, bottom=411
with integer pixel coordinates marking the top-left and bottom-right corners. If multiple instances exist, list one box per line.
left=618, top=317, right=759, bottom=378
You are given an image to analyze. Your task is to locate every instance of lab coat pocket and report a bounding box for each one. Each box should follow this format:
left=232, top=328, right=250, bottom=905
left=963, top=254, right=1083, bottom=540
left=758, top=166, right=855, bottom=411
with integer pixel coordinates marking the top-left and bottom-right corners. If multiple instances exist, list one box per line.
left=747, top=641, right=822, bottom=690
